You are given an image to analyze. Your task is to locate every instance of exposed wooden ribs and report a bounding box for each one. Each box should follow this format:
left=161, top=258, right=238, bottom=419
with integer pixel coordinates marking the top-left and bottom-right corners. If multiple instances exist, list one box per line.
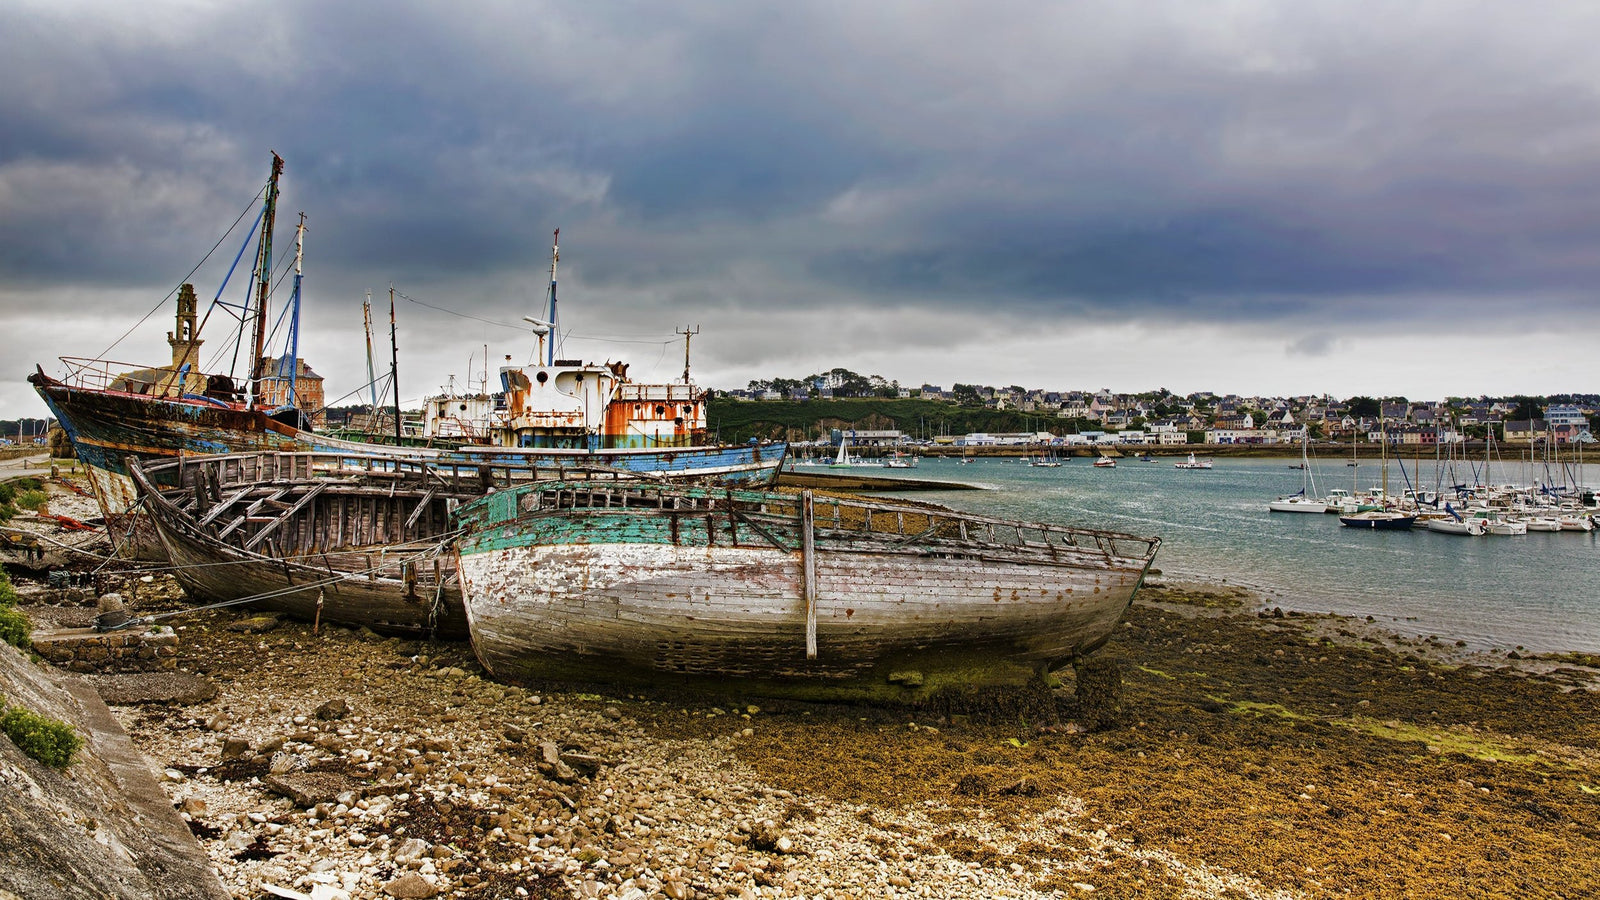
left=243, top=482, right=328, bottom=552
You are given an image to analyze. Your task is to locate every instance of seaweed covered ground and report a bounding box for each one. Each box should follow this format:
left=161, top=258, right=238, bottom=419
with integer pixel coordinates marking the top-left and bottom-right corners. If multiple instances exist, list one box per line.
left=654, top=582, right=1600, bottom=899
left=18, top=566, right=1600, bottom=899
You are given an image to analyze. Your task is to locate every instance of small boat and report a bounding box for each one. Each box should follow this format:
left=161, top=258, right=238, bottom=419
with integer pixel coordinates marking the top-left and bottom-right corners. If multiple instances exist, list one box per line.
left=1524, top=515, right=1563, bottom=532
left=1339, top=510, right=1417, bottom=529
left=1270, top=437, right=1323, bottom=513
left=453, top=481, right=1161, bottom=701
left=883, top=451, right=918, bottom=469
left=1092, top=457, right=1116, bottom=468
left=1174, top=453, right=1213, bottom=470
left=1138, top=453, right=1156, bottom=463
left=826, top=437, right=878, bottom=469
left=126, top=451, right=617, bottom=639
left=1268, top=492, right=1326, bottom=513
left=1425, top=505, right=1485, bottom=536
left=1468, top=509, right=1527, bottom=536
left=1558, top=513, right=1594, bottom=532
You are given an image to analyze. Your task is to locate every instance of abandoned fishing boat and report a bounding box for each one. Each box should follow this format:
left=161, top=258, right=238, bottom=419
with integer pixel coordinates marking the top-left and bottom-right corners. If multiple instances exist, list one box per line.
left=126, top=451, right=635, bottom=639
left=453, top=481, right=1161, bottom=701
left=32, top=156, right=785, bottom=555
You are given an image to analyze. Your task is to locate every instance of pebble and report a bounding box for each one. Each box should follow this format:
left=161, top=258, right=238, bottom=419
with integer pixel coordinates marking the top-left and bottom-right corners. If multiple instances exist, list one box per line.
left=113, top=604, right=1267, bottom=900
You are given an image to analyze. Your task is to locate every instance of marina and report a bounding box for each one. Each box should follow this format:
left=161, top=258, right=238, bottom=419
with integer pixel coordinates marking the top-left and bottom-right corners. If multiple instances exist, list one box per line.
left=865, top=455, right=1600, bottom=653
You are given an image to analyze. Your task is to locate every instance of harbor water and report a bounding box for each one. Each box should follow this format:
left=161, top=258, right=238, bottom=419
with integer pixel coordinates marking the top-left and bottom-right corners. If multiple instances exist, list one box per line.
left=870, top=455, right=1600, bottom=654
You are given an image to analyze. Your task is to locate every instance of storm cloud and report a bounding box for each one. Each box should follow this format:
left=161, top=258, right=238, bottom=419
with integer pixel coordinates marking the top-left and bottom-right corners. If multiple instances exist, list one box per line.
left=3, top=0, right=1598, bottom=412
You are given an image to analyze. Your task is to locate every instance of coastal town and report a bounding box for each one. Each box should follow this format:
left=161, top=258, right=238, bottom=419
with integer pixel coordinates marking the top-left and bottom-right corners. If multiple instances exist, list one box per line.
left=719, top=371, right=1599, bottom=449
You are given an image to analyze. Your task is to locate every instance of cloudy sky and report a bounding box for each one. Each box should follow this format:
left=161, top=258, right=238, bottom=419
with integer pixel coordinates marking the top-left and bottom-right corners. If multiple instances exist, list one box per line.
left=3, top=0, right=1598, bottom=418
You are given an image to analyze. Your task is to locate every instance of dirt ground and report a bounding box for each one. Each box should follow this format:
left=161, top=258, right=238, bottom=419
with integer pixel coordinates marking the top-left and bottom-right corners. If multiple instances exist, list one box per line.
left=8, top=470, right=1600, bottom=899
left=670, top=582, right=1600, bottom=898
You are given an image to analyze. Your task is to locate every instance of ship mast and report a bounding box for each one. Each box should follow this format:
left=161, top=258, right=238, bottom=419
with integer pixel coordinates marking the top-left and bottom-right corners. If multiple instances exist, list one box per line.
left=248, top=152, right=284, bottom=410
left=363, top=291, right=378, bottom=414
left=285, top=212, right=305, bottom=416
left=544, top=229, right=559, bottom=366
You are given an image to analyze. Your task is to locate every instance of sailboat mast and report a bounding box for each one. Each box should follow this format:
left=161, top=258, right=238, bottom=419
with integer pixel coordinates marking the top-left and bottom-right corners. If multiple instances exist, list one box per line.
left=285, top=212, right=305, bottom=416
left=363, top=291, right=378, bottom=413
left=248, top=152, right=284, bottom=410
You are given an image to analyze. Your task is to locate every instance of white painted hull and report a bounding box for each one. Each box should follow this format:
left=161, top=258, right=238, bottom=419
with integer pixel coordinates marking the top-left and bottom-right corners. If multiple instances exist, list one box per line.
left=459, top=539, right=1148, bottom=691
left=1268, top=498, right=1325, bottom=513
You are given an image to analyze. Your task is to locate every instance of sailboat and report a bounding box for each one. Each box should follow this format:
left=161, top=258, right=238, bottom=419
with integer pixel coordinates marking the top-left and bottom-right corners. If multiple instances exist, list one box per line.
left=1269, top=437, right=1325, bottom=512
left=1339, top=418, right=1416, bottom=529
left=827, top=436, right=877, bottom=468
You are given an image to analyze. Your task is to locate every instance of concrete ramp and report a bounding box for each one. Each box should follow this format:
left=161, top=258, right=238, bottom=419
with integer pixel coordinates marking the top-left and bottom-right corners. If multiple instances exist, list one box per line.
left=0, top=640, right=228, bottom=900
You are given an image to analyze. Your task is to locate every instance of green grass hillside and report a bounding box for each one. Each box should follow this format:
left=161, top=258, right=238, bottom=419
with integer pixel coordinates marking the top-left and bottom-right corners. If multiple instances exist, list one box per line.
left=706, top=398, right=1092, bottom=444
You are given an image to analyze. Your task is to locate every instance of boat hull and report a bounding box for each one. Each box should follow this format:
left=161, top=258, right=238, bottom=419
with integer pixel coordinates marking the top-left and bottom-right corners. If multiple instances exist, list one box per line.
left=33, top=372, right=786, bottom=556
left=1425, top=518, right=1484, bottom=536
left=130, top=455, right=470, bottom=639
left=1339, top=513, right=1417, bottom=529
left=1268, top=498, right=1325, bottom=513
left=455, top=483, right=1159, bottom=702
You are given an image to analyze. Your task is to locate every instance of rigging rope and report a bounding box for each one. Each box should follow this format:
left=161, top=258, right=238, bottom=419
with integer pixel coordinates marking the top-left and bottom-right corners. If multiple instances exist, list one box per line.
left=91, top=185, right=269, bottom=363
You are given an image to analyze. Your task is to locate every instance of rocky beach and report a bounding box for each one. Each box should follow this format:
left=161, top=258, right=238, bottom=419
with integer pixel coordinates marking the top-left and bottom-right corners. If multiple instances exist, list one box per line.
left=4, top=474, right=1599, bottom=899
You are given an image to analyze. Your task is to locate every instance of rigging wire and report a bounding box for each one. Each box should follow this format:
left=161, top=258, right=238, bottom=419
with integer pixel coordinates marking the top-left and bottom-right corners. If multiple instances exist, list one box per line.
left=393, top=290, right=679, bottom=346
left=91, top=185, right=268, bottom=363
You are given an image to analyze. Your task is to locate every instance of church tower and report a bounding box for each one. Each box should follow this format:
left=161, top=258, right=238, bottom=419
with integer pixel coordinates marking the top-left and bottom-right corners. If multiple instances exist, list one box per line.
left=167, top=283, right=203, bottom=369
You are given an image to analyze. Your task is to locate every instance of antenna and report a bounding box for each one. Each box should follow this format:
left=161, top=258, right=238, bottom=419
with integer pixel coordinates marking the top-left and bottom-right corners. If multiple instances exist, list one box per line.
left=677, top=325, right=699, bottom=385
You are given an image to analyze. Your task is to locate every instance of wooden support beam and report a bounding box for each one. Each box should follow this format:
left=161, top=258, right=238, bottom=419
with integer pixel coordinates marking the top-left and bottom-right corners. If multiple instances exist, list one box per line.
left=801, top=490, right=817, bottom=660
left=403, top=488, right=438, bottom=532
left=243, top=482, right=327, bottom=552
left=197, top=486, right=253, bottom=526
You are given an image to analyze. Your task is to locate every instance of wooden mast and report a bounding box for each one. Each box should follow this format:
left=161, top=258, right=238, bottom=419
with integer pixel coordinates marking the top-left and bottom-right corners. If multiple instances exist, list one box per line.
left=248, top=152, right=284, bottom=410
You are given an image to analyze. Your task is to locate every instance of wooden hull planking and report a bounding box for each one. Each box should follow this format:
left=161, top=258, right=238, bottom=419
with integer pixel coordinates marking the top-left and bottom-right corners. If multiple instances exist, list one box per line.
left=454, top=482, right=1159, bottom=699
left=131, top=455, right=469, bottom=639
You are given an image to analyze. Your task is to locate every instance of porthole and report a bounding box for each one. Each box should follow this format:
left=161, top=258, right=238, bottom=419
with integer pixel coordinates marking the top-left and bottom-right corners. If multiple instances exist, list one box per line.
left=535, top=371, right=549, bottom=384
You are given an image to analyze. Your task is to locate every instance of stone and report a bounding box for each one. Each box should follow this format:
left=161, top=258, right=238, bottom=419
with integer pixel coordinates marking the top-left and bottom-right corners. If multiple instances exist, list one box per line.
left=220, top=736, right=252, bottom=760
left=269, top=752, right=308, bottom=775
left=315, top=698, right=351, bottom=720
left=84, top=669, right=217, bottom=704
left=178, top=797, right=208, bottom=817
left=393, top=837, right=431, bottom=864
left=264, top=772, right=358, bottom=807
left=95, top=593, right=131, bottom=630
left=227, top=615, right=281, bottom=634
left=382, top=872, right=439, bottom=898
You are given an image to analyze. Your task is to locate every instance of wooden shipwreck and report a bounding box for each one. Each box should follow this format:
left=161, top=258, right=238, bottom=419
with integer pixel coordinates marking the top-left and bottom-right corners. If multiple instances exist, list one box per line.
left=453, top=481, right=1161, bottom=701
left=128, top=452, right=636, bottom=639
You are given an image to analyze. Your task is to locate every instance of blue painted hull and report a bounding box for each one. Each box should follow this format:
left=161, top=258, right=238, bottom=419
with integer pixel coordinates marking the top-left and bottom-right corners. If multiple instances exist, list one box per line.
left=31, top=371, right=785, bottom=554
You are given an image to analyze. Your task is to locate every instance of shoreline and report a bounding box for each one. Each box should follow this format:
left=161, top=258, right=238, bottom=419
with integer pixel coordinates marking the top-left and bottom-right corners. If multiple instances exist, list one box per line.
left=10, top=575, right=1593, bottom=900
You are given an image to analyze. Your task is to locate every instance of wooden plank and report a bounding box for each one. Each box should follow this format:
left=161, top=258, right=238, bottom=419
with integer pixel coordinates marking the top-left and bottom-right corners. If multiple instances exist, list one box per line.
left=198, top=486, right=252, bottom=526
left=242, top=482, right=328, bottom=552
left=403, top=488, right=438, bottom=532
left=802, top=490, right=817, bottom=660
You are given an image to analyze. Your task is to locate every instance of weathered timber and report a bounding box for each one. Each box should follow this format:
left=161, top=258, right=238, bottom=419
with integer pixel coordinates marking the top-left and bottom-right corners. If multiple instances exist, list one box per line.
left=454, top=481, right=1160, bottom=702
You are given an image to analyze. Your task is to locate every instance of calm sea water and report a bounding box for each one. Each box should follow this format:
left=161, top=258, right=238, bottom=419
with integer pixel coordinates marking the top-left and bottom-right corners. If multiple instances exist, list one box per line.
left=861, top=456, right=1600, bottom=654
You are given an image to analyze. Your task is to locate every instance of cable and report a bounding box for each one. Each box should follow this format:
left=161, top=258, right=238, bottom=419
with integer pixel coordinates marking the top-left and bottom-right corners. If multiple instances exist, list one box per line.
left=91, top=185, right=268, bottom=362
